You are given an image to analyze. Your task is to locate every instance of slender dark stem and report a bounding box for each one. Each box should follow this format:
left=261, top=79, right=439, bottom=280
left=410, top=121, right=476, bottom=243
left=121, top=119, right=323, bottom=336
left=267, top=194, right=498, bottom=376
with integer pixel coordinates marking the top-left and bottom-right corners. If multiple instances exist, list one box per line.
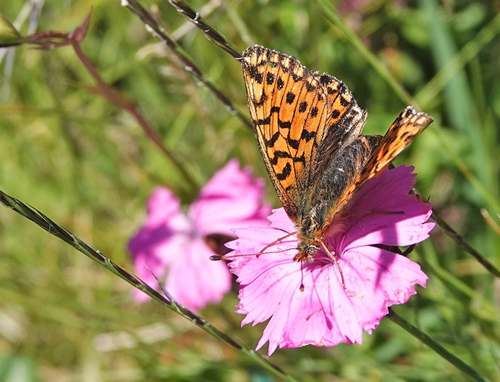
left=123, top=0, right=253, bottom=130
left=166, top=0, right=241, bottom=60
left=388, top=310, right=488, bottom=382
left=432, top=210, right=500, bottom=278
left=12, top=12, right=199, bottom=190
left=70, top=40, right=199, bottom=190
left=0, top=188, right=298, bottom=382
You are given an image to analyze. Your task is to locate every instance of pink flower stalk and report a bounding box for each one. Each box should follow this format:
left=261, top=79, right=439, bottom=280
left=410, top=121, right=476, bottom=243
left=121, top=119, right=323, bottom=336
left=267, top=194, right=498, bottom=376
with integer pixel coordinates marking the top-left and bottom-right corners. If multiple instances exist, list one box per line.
left=128, top=160, right=270, bottom=312
left=227, top=165, right=434, bottom=355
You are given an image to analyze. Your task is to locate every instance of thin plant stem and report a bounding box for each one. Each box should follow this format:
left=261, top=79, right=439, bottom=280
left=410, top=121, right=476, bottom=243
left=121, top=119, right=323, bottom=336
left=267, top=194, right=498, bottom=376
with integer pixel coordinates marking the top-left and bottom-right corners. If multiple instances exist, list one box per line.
left=71, top=41, right=199, bottom=190
left=480, top=209, right=500, bottom=237
left=315, top=0, right=414, bottom=106
left=432, top=211, right=500, bottom=278
left=0, top=188, right=299, bottom=382
left=9, top=12, right=199, bottom=190
left=166, top=0, right=241, bottom=59
left=388, top=309, right=488, bottom=382
left=123, top=0, right=252, bottom=130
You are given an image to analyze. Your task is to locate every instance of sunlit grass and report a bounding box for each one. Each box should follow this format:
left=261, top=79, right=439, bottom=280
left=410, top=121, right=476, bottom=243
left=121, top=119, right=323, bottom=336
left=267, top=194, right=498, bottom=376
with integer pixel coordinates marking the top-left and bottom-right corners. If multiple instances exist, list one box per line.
left=0, top=0, right=499, bottom=381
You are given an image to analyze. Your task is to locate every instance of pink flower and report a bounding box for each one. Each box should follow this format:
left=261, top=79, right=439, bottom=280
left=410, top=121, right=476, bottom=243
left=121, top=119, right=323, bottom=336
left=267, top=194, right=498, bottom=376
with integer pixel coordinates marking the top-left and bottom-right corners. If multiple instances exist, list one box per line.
left=227, top=165, right=434, bottom=355
left=128, top=160, right=270, bottom=312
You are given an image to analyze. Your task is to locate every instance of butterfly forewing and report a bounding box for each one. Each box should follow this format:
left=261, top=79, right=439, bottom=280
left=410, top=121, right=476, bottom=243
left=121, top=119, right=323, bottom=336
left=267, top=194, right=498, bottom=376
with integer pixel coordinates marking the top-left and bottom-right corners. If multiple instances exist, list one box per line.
left=242, top=45, right=330, bottom=219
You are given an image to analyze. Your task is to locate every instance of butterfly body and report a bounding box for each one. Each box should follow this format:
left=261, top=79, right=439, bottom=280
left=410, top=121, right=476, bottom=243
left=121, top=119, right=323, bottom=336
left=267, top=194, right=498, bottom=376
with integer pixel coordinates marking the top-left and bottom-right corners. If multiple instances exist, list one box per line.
left=241, top=45, right=433, bottom=263
left=294, top=134, right=382, bottom=261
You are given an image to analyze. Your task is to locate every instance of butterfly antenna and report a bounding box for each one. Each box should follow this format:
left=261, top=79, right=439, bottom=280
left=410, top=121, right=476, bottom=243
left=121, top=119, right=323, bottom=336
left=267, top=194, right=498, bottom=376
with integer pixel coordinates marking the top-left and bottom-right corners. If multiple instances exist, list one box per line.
left=320, top=241, right=345, bottom=288
left=257, top=231, right=297, bottom=257
left=210, top=247, right=297, bottom=261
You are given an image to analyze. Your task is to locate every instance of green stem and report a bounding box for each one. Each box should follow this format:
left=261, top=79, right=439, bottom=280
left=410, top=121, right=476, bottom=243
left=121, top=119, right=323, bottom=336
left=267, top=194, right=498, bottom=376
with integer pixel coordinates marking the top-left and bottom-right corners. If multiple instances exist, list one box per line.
left=389, top=310, right=488, bottom=382
left=432, top=212, right=500, bottom=278
left=0, top=189, right=298, bottom=382
left=123, top=0, right=253, bottom=131
left=315, top=0, right=414, bottom=106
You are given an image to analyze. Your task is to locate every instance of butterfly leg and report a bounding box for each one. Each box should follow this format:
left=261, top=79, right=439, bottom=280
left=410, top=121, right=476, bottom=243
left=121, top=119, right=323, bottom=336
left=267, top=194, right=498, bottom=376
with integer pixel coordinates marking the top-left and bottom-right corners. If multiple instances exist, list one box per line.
left=210, top=231, right=298, bottom=261
left=320, top=241, right=345, bottom=288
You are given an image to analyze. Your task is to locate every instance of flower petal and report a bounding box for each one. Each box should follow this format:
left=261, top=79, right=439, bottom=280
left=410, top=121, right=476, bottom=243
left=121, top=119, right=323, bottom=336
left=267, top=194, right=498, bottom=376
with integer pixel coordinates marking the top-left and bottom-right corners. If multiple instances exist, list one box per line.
left=189, top=160, right=270, bottom=236
left=331, top=166, right=435, bottom=251
left=143, top=187, right=190, bottom=231
left=129, top=225, right=188, bottom=303
left=229, top=235, right=427, bottom=355
left=165, top=239, right=232, bottom=311
left=228, top=166, right=432, bottom=354
left=128, top=187, right=232, bottom=310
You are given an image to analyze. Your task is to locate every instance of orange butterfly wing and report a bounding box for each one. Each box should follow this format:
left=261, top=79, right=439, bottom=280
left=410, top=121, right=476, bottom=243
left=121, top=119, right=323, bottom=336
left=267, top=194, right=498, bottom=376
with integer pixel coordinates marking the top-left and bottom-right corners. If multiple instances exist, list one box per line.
left=241, top=46, right=366, bottom=220
left=242, top=45, right=329, bottom=219
left=242, top=45, right=433, bottom=238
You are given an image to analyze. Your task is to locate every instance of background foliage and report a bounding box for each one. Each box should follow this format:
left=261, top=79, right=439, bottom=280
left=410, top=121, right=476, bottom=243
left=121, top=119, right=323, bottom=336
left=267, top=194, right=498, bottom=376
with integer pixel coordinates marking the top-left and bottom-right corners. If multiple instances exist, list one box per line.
left=0, top=0, right=499, bottom=381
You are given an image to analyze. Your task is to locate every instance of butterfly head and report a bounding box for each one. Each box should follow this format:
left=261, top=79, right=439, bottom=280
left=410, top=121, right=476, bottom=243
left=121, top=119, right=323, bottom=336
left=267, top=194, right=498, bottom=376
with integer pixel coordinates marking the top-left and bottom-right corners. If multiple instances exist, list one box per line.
left=294, top=240, right=320, bottom=263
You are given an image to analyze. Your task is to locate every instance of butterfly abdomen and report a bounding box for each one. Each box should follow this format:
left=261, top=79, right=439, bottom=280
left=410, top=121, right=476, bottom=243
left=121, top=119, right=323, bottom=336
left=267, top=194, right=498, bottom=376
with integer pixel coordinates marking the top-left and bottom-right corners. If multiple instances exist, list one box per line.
left=307, top=136, right=379, bottom=211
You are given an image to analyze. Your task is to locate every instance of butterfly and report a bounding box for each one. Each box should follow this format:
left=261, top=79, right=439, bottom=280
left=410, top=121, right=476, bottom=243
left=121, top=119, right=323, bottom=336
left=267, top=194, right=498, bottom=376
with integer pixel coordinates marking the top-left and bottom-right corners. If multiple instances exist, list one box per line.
left=241, top=45, right=433, bottom=263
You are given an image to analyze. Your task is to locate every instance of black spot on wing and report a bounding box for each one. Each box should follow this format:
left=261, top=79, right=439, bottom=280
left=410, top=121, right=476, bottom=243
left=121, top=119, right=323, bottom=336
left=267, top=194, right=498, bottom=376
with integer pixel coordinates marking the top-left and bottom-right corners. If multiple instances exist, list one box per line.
left=265, top=131, right=280, bottom=146
left=277, top=77, right=284, bottom=90
left=293, top=155, right=306, bottom=164
left=320, top=74, right=333, bottom=85
left=306, top=82, right=316, bottom=92
left=301, top=129, right=316, bottom=141
left=270, top=150, right=292, bottom=165
left=289, top=138, right=300, bottom=150
left=256, top=116, right=271, bottom=125
left=276, top=163, right=292, bottom=180
left=278, top=120, right=292, bottom=129
left=266, top=72, right=275, bottom=85
left=292, top=72, right=303, bottom=82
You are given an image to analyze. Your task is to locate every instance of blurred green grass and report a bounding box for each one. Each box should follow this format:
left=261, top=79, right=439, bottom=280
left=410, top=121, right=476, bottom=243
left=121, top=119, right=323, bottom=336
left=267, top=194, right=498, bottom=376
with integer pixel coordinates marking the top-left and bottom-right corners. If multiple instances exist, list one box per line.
left=0, top=0, right=499, bottom=381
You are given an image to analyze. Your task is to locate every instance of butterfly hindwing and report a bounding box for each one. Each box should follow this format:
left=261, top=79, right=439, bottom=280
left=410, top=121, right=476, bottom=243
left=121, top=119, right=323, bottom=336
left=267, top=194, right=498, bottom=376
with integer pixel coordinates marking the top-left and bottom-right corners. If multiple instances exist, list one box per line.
left=323, top=106, right=433, bottom=226
left=312, top=73, right=367, bottom=184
